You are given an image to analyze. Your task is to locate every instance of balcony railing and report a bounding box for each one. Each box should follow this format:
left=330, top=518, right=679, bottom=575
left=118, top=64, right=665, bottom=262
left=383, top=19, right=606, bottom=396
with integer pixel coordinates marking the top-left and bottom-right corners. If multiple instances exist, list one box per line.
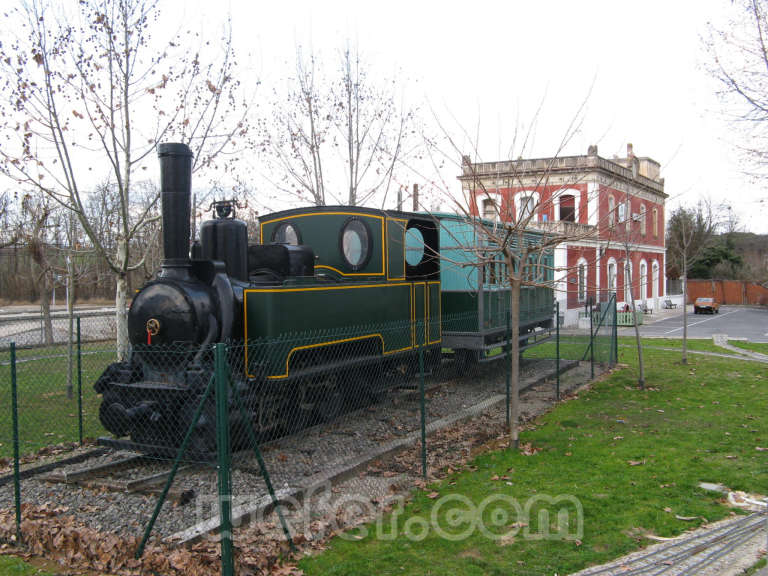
left=529, top=219, right=598, bottom=239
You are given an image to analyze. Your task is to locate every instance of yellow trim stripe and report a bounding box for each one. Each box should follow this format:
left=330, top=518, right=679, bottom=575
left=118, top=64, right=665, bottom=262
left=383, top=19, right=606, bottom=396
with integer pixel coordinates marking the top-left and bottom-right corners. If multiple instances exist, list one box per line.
left=315, top=264, right=384, bottom=277
left=244, top=282, right=416, bottom=378
left=266, top=334, right=418, bottom=380
left=386, top=217, right=408, bottom=281
left=244, top=283, right=412, bottom=294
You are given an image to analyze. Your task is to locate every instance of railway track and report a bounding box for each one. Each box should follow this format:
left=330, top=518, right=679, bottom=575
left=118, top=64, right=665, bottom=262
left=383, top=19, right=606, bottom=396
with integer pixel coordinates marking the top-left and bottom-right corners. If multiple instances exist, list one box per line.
left=38, top=454, right=197, bottom=505
left=575, top=513, right=767, bottom=576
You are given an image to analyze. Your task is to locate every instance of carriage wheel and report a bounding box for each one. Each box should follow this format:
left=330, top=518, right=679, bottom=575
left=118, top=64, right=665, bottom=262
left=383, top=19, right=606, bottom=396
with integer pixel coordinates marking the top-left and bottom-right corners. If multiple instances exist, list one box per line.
left=312, top=375, right=344, bottom=423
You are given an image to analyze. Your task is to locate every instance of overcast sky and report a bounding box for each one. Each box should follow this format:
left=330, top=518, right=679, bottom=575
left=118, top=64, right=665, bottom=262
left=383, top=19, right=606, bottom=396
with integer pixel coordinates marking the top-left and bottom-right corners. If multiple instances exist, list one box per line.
left=169, top=0, right=764, bottom=232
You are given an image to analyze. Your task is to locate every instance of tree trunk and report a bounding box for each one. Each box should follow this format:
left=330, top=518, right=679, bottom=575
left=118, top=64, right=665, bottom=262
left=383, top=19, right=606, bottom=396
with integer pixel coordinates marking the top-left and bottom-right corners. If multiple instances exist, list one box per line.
left=115, top=273, right=129, bottom=361
left=626, top=259, right=645, bottom=388
left=40, top=275, right=54, bottom=345
left=509, top=274, right=521, bottom=449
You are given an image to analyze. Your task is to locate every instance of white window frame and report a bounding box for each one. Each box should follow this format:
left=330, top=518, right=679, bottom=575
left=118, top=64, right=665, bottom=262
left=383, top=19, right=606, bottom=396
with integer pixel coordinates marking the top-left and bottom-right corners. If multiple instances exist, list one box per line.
left=514, top=190, right=540, bottom=223
left=577, top=257, right=588, bottom=303
left=555, top=188, right=581, bottom=223
left=478, top=191, right=503, bottom=222
left=639, top=260, right=648, bottom=300
left=607, top=258, right=617, bottom=294
left=624, top=260, right=633, bottom=304
left=608, top=196, right=615, bottom=227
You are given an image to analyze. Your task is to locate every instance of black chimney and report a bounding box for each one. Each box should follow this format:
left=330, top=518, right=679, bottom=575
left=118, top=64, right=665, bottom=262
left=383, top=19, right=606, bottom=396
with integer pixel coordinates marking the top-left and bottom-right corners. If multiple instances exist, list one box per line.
left=158, top=143, right=193, bottom=277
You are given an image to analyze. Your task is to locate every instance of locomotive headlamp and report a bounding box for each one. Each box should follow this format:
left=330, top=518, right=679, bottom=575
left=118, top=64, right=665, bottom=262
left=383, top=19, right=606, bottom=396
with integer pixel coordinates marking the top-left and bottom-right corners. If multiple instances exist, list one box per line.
left=145, top=318, right=161, bottom=345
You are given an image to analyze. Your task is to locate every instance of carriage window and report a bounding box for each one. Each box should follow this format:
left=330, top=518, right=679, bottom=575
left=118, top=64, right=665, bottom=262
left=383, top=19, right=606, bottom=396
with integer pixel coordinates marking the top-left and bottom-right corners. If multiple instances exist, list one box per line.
left=272, top=222, right=300, bottom=245
left=340, top=218, right=371, bottom=270
left=405, top=227, right=425, bottom=266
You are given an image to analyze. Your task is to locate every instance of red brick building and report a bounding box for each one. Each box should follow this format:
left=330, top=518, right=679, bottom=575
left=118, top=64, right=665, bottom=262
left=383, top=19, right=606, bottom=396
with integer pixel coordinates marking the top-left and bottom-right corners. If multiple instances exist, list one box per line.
left=459, top=144, right=668, bottom=326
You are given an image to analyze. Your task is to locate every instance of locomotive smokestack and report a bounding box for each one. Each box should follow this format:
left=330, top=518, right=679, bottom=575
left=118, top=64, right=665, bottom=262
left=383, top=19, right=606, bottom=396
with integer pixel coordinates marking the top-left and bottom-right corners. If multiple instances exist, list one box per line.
left=158, top=142, right=193, bottom=276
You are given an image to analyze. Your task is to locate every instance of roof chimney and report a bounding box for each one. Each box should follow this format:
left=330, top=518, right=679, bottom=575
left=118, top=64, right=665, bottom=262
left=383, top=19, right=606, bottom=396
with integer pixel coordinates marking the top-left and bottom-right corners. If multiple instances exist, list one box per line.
left=588, top=144, right=598, bottom=156
left=627, top=143, right=634, bottom=158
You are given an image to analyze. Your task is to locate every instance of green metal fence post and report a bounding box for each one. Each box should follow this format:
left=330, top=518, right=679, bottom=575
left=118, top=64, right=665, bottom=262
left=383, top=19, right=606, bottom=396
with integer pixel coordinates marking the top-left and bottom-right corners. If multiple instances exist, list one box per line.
left=555, top=301, right=560, bottom=401
left=215, top=343, right=235, bottom=576
left=612, top=294, right=619, bottom=364
left=589, top=298, right=595, bottom=380
left=77, top=317, right=83, bottom=445
left=11, top=342, right=21, bottom=544
left=505, top=306, right=511, bottom=430
left=419, top=322, right=427, bottom=482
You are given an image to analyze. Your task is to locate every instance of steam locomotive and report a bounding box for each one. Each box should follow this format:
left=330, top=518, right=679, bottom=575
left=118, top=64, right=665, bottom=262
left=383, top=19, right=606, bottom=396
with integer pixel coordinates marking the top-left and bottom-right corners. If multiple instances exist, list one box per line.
left=94, top=143, right=553, bottom=454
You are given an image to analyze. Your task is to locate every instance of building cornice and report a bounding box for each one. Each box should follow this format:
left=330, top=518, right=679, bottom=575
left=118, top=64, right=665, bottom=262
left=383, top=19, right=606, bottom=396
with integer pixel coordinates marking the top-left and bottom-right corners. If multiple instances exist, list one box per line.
left=459, top=154, right=667, bottom=199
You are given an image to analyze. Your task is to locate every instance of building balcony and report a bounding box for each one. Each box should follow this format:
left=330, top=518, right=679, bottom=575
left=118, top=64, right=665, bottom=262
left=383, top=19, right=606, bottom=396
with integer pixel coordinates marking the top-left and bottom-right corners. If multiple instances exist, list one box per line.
left=529, top=219, right=598, bottom=239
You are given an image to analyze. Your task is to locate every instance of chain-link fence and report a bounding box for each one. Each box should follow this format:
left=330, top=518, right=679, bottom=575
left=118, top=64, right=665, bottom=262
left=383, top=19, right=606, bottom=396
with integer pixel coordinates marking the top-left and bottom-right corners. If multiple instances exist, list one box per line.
left=0, top=317, right=118, bottom=460
left=1, top=304, right=617, bottom=575
left=0, top=309, right=117, bottom=349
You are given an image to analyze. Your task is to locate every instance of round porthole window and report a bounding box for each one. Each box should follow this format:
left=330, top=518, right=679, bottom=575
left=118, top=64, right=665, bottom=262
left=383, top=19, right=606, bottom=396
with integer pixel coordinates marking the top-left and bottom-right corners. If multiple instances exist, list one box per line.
left=405, top=227, right=425, bottom=266
left=340, top=218, right=371, bottom=270
left=272, top=222, right=300, bottom=245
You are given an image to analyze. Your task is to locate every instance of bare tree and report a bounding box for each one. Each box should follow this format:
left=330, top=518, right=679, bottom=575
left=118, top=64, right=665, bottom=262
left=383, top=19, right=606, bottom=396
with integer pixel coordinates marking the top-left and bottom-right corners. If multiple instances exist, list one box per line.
left=452, top=157, right=598, bottom=447
left=666, top=203, right=716, bottom=364
left=707, top=0, right=768, bottom=178
left=19, top=193, right=55, bottom=344
left=258, top=44, right=413, bottom=207
left=615, top=185, right=646, bottom=388
left=0, top=191, right=18, bottom=249
left=421, top=97, right=603, bottom=446
left=0, top=0, right=251, bottom=359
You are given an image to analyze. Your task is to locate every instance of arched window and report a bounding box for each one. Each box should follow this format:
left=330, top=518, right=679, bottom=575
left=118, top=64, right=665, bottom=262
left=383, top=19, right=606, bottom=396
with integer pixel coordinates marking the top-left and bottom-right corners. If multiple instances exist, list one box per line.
left=577, top=258, right=588, bottom=302
left=622, top=198, right=631, bottom=231
left=519, top=195, right=535, bottom=221
left=640, top=204, right=647, bottom=236
left=559, top=194, right=576, bottom=222
left=639, top=260, right=648, bottom=300
left=624, top=261, right=633, bottom=304
left=653, top=207, right=659, bottom=237
left=608, top=196, right=615, bottom=228
left=482, top=198, right=497, bottom=221
left=514, top=191, right=539, bottom=223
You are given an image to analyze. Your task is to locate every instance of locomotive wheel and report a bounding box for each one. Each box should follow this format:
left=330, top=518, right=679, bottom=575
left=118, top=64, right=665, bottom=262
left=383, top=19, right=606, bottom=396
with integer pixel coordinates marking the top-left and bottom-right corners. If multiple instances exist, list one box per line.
left=99, top=391, right=130, bottom=437
left=455, top=349, right=480, bottom=374
left=181, top=395, right=217, bottom=458
left=312, top=375, right=343, bottom=423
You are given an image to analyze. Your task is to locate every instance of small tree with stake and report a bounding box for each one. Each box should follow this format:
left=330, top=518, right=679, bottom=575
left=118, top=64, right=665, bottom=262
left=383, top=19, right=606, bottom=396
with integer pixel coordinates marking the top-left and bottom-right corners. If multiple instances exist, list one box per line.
left=666, top=203, right=716, bottom=364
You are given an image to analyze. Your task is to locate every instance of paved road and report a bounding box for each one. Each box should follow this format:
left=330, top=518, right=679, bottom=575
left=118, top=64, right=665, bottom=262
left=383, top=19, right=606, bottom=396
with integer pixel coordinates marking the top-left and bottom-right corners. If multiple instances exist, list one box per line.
left=618, top=305, right=768, bottom=342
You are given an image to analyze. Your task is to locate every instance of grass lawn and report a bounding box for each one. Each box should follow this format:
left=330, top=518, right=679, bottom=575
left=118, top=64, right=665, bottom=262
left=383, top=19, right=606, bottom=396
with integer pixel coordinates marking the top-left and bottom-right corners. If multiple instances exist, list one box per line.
left=730, top=341, right=768, bottom=355
left=0, top=343, right=114, bottom=459
left=0, top=555, right=56, bottom=575
left=300, top=344, right=768, bottom=575
left=634, top=337, right=725, bottom=354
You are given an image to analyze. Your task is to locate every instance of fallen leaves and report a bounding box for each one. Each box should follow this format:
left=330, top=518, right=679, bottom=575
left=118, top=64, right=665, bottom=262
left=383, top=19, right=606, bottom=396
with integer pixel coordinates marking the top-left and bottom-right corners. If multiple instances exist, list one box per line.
left=0, top=505, right=302, bottom=576
left=519, top=442, right=540, bottom=456
left=627, top=459, right=645, bottom=466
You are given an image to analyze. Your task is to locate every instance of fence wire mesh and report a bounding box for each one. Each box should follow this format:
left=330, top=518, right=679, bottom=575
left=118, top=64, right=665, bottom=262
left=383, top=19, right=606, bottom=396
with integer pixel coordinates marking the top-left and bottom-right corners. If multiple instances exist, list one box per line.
left=1, top=306, right=617, bottom=574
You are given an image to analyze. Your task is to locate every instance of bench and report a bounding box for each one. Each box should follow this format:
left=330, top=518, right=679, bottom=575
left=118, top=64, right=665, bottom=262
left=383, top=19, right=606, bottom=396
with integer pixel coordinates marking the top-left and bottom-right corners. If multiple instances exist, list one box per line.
left=639, top=302, right=653, bottom=315
left=663, top=299, right=677, bottom=309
